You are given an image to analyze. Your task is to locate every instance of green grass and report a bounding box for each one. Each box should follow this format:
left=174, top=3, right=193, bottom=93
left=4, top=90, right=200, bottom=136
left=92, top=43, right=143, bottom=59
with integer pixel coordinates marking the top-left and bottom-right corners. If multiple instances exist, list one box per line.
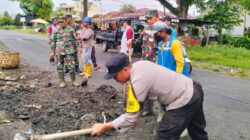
left=0, top=26, right=47, bottom=37
left=186, top=45, right=250, bottom=70
left=12, top=28, right=47, bottom=37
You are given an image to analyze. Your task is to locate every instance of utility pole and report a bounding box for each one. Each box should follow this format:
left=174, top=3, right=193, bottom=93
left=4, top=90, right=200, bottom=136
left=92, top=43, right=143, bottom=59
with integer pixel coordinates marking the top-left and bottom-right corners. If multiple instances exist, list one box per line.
left=163, top=6, right=166, bottom=16
left=83, top=0, right=88, bottom=17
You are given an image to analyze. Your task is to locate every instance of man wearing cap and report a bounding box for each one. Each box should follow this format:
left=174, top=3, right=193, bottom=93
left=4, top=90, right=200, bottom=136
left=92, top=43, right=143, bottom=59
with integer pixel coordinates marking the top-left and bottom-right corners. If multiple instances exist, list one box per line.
left=65, top=14, right=80, bottom=72
left=157, top=27, right=190, bottom=77
left=90, top=22, right=101, bottom=70
left=90, top=53, right=208, bottom=140
left=52, top=17, right=79, bottom=88
left=141, top=10, right=167, bottom=62
left=75, top=18, right=82, bottom=42
left=163, top=16, right=177, bottom=39
left=75, top=18, right=82, bottom=67
left=48, top=17, right=60, bottom=65
left=79, top=17, right=94, bottom=77
left=65, top=14, right=74, bottom=27
left=120, top=19, right=134, bottom=61
left=141, top=10, right=167, bottom=117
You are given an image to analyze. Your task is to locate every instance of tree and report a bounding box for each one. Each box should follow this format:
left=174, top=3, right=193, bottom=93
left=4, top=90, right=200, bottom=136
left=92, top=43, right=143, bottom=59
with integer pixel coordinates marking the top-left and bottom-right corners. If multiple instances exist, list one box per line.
left=51, top=9, right=64, bottom=18
left=0, top=11, right=13, bottom=26
left=10, top=0, right=53, bottom=20
left=83, top=0, right=88, bottom=17
left=204, top=0, right=243, bottom=44
left=14, top=13, right=22, bottom=26
left=240, top=0, right=250, bottom=12
left=73, top=0, right=91, bottom=17
left=157, top=0, right=205, bottom=18
left=120, top=4, right=136, bottom=12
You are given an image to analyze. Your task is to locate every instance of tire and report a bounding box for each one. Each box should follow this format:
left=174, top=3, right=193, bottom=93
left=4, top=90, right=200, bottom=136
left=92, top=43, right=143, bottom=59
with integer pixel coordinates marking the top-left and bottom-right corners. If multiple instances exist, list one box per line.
left=102, top=41, right=108, bottom=52
left=186, top=62, right=192, bottom=74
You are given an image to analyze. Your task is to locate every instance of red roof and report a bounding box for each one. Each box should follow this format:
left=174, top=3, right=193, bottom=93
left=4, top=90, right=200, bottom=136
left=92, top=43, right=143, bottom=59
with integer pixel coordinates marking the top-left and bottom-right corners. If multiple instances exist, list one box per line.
left=110, top=8, right=176, bottom=18
left=158, top=11, right=176, bottom=18
left=131, top=8, right=149, bottom=14
left=104, top=11, right=121, bottom=17
left=92, top=14, right=101, bottom=18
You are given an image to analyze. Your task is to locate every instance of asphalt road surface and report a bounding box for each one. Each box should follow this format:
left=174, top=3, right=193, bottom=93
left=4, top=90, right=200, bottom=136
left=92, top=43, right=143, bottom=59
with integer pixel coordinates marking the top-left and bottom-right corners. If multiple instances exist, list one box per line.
left=0, top=30, right=250, bottom=140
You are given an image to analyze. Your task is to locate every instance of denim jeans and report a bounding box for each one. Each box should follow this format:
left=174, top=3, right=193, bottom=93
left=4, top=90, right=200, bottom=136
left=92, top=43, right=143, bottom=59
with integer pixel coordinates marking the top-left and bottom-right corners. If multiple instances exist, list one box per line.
left=82, top=47, right=92, bottom=65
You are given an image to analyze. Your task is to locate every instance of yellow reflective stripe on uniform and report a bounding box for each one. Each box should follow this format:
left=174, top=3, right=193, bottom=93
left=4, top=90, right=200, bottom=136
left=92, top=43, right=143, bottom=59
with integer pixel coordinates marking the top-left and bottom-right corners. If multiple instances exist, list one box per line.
left=158, top=47, right=170, bottom=51
left=160, top=42, right=165, bottom=52
left=126, top=83, right=140, bottom=113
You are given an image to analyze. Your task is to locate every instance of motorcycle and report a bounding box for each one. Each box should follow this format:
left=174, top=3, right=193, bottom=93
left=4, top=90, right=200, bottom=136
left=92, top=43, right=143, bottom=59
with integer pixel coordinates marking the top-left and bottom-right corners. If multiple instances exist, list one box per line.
left=181, top=43, right=192, bottom=75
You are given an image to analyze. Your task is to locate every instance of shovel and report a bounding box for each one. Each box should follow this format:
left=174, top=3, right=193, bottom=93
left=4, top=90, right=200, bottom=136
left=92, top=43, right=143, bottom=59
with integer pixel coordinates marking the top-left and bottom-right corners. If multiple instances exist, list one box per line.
left=30, top=128, right=93, bottom=140
left=14, top=112, right=107, bottom=140
left=14, top=128, right=93, bottom=140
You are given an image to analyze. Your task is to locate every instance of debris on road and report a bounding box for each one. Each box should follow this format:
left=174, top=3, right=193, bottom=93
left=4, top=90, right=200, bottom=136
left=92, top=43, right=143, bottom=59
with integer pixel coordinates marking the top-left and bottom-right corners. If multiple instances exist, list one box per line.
left=4, top=75, right=19, bottom=81
left=0, top=71, right=6, bottom=80
left=0, top=111, right=11, bottom=124
left=23, top=104, right=42, bottom=109
left=0, top=64, right=123, bottom=139
left=24, top=128, right=33, bottom=136
left=20, top=75, right=26, bottom=80
left=29, top=79, right=38, bottom=89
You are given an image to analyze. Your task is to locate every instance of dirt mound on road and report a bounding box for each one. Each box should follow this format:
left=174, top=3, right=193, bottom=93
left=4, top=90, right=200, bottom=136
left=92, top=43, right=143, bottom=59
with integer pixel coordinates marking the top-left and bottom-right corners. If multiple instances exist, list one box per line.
left=0, top=84, right=123, bottom=133
left=0, top=64, right=124, bottom=139
left=30, top=85, right=122, bottom=134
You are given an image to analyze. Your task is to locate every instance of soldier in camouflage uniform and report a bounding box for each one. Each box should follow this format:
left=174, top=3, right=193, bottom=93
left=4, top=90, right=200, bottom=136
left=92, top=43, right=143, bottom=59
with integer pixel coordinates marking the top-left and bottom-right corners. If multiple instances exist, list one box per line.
left=65, top=14, right=80, bottom=72
left=75, top=18, right=82, bottom=50
left=52, top=17, right=79, bottom=88
left=140, top=28, right=157, bottom=62
left=141, top=10, right=167, bottom=122
left=141, top=10, right=166, bottom=63
left=75, top=18, right=83, bottom=71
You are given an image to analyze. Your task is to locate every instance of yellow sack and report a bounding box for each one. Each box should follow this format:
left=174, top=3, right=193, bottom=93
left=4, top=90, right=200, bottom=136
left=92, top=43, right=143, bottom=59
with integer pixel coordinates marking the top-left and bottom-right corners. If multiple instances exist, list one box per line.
left=126, top=83, right=140, bottom=113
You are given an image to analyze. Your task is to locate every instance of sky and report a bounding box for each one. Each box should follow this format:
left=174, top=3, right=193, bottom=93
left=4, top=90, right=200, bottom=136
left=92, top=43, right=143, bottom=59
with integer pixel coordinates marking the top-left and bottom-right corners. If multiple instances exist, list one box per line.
left=0, top=0, right=197, bottom=17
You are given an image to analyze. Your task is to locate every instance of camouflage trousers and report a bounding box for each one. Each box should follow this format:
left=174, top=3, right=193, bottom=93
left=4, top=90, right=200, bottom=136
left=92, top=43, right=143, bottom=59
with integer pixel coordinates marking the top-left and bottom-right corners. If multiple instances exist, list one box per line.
left=142, top=47, right=157, bottom=63
left=56, top=54, right=75, bottom=73
left=50, top=44, right=56, bottom=65
left=73, top=51, right=79, bottom=69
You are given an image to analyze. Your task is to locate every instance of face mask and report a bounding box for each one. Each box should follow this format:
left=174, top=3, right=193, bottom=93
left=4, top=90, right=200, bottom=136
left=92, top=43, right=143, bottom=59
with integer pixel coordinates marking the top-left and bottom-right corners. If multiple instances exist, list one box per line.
left=154, top=35, right=163, bottom=43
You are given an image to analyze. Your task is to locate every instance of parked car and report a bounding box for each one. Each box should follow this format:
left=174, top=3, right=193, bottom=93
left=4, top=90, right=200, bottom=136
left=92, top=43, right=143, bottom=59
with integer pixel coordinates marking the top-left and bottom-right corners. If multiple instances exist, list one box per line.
left=95, top=20, right=145, bottom=53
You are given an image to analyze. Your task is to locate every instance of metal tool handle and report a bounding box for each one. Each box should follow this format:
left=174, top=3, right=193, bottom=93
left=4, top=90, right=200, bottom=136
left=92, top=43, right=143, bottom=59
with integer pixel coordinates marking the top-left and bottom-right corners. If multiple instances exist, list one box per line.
left=31, top=128, right=93, bottom=140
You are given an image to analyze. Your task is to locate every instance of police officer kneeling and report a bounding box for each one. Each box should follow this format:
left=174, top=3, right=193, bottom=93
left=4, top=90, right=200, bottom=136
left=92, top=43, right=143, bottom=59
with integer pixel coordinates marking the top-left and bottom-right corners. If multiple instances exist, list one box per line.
left=91, top=53, right=208, bottom=140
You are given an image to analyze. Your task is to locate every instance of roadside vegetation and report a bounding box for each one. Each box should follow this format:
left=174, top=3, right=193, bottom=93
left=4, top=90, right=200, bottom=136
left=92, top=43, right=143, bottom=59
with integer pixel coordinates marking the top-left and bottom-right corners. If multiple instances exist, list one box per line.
left=0, top=26, right=47, bottom=37
left=0, top=10, right=47, bottom=37
left=12, top=27, right=47, bottom=37
left=187, top=45, right=250, bottom=78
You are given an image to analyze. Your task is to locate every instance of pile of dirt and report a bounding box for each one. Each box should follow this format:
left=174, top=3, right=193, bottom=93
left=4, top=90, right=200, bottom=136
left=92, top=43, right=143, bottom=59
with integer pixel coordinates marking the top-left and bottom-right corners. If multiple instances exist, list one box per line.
left=0, top=84, right=123, bottom=132
left=0, top=64, right=123, bottom=138
left=30, top=85, right=123, bottom=134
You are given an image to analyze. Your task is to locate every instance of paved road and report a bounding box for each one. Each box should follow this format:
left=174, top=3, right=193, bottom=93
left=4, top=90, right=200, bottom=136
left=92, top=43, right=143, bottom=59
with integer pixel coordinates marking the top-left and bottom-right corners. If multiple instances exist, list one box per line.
left=0, top=30, right=250, bottom=140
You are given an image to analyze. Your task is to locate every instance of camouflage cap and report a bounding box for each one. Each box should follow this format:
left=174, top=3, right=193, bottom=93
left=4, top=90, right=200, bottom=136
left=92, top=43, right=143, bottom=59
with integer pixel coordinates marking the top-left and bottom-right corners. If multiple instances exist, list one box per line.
left=74, top=18, right=82, bottom=22
left=145, top=10, right=158, bottom=17
left=58, top=16, right=66, bottom=22
left=151, top=21, right=168, bottom=34
left=65, top=13, right=72, bottom=18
